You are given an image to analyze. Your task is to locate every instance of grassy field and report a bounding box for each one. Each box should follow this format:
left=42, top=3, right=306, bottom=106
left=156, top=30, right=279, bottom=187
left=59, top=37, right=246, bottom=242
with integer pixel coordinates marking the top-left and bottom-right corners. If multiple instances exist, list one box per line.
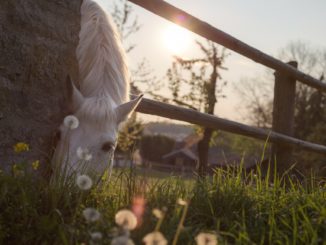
left=0, top=162, right=325, bottom=244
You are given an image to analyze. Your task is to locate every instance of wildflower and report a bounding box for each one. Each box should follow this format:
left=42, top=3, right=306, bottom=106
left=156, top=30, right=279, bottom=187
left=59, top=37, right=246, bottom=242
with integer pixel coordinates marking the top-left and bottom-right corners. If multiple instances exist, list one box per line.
left=90, top=231, right=103, bottom=241
left=76, top=174, right=93, bottom=190
left=152, top=208, right=164, bottom=219
left=143, top=231, right=167, bottom=245
left=195, top=232, right=218, bottom=245
left=77, top=147, right=92, bottom=161
left=111, top=236, right=135, bottom=245
left=177, top=198, right=188, bottom=206
left=115, top=209, right=137, bottom=230
left=32, top=160, right=40, bottom=170
left=64, top=115, right=79, bottom=129
left=83, top=208, right=101, bottom=222
left=13, top=142, right=29, bottom=153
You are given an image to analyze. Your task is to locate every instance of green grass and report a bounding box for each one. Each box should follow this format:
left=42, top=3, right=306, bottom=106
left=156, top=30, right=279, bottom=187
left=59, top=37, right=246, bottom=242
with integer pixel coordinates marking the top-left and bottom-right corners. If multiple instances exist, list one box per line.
left=0, top=164, right=325, bottom=244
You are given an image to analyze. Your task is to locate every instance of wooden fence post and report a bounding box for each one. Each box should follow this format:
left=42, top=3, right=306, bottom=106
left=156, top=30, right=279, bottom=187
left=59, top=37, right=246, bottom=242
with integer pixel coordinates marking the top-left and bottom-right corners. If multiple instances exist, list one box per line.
left=272, top=61, right=298, bottom=173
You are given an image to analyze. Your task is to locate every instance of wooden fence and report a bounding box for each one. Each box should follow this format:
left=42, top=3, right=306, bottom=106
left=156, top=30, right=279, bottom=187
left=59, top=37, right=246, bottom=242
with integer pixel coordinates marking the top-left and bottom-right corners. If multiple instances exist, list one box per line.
left=128, top=0, right=326, bottom=170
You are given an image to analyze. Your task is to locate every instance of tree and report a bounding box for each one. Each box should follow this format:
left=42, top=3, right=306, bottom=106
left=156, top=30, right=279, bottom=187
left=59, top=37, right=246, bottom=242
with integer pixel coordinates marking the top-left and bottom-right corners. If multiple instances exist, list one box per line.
left=110, top=0, right=148, bottom=157
left=237, top=41, right=326, bottom=130
left=116, top=114, right=143, bottom=154
left=150, top=41, right=228, bottom=175
left=110, top=0, right=141, bottom=53
left=236, top=41, right=326, bottom=174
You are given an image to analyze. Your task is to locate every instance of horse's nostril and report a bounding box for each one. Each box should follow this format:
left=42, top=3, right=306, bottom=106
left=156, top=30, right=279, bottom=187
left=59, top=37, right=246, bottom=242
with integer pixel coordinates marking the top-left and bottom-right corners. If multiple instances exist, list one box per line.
left=101, top=142, right=115, bottom=152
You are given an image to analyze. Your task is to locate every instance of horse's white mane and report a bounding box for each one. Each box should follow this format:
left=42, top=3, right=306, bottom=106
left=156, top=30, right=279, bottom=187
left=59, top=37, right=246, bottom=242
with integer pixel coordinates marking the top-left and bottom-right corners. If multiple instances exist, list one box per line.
left=77, top=0, right=130, bottom=107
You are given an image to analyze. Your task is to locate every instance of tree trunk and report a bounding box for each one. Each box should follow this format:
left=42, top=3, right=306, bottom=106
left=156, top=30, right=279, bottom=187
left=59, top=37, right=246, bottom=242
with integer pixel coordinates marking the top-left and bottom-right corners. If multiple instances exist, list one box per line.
left=198, top=127, right=213, bottom=176
left=0, top=0, right=81, bottom=175
left=197, top=44, right=218, bottom=176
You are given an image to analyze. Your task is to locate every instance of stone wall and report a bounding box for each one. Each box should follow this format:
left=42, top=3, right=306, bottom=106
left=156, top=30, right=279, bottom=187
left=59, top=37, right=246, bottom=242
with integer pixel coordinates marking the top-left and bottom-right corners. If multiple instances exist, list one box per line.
left=0, top=0, right=82, bottom=172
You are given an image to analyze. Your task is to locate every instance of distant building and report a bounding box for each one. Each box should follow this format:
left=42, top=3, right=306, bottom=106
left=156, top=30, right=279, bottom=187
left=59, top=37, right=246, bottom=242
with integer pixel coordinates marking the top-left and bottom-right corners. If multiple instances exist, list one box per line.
left=162, top=148, right=198, bottom=169
left=140, top=122, right=261, bottom=172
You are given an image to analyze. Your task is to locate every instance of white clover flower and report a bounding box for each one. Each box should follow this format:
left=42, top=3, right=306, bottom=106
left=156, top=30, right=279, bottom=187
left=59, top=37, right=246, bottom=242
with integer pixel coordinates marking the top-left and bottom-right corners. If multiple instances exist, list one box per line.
left=76, top=174, right=93, bottom=190
left=143, top=231, right=167, bottom=245
left=177, top=198, right=188, bottom=206
left=152, top=208, right=163, bottom=219
left=77, top=147, right=92, bottom=161
left=82, top=208, right=101, bottom=222
left=115, top=209, right=137, bottom=230
left=90, top=231, right=103, bottom=241
left=111, top=236, right=135, bottom=245
left=195, top=232, right=218, bottom=245
left=64, top=115, right=79, bottom=129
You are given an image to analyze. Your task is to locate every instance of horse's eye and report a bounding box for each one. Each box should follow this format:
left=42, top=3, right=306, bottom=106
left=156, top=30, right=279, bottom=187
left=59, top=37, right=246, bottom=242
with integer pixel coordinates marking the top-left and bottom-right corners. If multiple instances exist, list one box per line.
left=101, top=142, right=115, bottom=152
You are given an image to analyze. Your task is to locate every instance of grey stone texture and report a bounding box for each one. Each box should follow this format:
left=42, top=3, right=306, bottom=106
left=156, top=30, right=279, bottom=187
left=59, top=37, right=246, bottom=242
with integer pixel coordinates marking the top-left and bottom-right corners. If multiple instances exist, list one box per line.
left=0, top=0, right=82, bottom=173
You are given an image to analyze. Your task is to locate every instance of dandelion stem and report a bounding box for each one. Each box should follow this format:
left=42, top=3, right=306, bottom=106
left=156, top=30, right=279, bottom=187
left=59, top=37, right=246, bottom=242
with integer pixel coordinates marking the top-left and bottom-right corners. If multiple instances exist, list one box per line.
left=172, top=202, right=189, bottom=245
left=154, top=215, right=165, bottom=232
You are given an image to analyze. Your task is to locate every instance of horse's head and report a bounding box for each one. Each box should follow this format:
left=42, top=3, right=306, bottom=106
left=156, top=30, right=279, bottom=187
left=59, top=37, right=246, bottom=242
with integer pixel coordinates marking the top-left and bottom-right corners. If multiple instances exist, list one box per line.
left=52, top=76, right=143, bottom=179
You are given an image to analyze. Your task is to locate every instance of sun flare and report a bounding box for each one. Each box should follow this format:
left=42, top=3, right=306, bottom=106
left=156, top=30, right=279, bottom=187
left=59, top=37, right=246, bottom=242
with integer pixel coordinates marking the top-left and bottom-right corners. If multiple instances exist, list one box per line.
left=162, top=25, right=192, bottom=55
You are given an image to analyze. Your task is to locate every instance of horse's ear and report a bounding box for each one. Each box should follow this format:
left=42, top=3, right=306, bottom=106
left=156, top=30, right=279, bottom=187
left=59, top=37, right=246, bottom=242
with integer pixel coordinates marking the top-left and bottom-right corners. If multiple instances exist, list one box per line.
left=115, top=94, right=143, bottom=124
left=66, top=75, right=85, bottom=112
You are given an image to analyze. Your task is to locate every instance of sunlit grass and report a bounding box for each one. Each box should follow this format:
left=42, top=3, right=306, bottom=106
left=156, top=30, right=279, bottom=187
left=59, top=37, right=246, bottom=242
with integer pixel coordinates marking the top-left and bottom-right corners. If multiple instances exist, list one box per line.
left=0, top=162, right=325, bottom=244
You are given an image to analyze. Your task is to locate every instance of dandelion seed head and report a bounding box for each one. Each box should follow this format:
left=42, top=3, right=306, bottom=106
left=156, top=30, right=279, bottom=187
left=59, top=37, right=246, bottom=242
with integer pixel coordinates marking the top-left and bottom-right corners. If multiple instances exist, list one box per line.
left=77, top=147, right=92, bottom=161
left=152, top=208, right=163, bottom=219
left=64, top=115, right=79, bottom=129
left=195, top=232, right=218, bottom=245
left=115, top=209, right=137, bottom=230
left=76, top=174, right=93, bottom=190
left=143, top=231, right=167, bottom=245
left=82, top=208, right=101, bottom=222
left=177, top=198, right=187, bottom=206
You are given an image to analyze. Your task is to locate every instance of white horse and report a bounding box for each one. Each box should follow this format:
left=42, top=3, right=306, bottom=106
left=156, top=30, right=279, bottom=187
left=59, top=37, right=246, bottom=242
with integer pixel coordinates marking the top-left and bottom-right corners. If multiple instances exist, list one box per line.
left=52, top=0, right=142, bottom=180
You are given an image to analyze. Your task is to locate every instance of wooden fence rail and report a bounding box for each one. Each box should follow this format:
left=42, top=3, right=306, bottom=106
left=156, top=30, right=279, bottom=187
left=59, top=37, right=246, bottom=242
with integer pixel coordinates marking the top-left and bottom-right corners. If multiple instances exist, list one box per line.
left=128, top=0, right=326, bottom=91
left=136, top=98, right=326, bottom=155
left=128, top=0, right=326, bottom=170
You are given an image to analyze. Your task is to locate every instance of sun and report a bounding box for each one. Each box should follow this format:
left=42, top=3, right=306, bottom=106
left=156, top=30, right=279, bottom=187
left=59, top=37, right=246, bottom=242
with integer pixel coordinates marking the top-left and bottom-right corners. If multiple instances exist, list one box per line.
left=162, top=25, right=192, bottom=55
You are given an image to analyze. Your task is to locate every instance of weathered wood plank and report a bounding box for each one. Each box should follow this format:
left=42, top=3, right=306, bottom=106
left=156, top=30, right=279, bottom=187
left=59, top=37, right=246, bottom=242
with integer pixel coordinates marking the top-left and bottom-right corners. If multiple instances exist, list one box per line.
left=135, top=98, right=326, bottom=156
left=128, top=0, right=326, bottom=91
left=271, top=61, right=297, bottom=171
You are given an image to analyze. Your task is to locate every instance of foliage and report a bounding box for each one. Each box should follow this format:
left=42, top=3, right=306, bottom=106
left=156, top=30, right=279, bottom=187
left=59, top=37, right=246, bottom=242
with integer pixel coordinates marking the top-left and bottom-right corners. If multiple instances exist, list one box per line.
left=161, top=41, right=229, bottom=175
left=0, top=162, right=325, bottom=244
left=236, top=41, right=326, bottom=174
left=155, top=41, right=228, bottom=113
left=110, top=0, right=141, bottom=53
left=237, top=40, right=326, bottom=131
left=139, top=135, right=175, bottom=162
left=117, top=114, right=144, bottom=154
left=214, top=131, right=268, bottom=161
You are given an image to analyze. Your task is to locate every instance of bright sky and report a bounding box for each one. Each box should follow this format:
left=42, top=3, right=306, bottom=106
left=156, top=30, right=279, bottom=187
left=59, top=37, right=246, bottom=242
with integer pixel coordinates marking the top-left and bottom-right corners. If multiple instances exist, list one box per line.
left=96, top=0, right=326, bottom=122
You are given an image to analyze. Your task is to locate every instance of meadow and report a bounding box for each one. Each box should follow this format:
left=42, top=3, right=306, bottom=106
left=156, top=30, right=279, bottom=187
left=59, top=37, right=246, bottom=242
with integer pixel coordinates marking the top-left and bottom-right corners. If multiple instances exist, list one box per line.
left=0, top=154, right=325, bottom=245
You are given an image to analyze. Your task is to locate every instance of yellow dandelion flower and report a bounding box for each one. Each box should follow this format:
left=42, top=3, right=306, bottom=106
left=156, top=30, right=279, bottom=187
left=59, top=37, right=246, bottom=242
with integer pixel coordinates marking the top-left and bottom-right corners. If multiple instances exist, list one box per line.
left=14, top=142, right=29, bottom=153
left=32, top=160, right=40, bottom=170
